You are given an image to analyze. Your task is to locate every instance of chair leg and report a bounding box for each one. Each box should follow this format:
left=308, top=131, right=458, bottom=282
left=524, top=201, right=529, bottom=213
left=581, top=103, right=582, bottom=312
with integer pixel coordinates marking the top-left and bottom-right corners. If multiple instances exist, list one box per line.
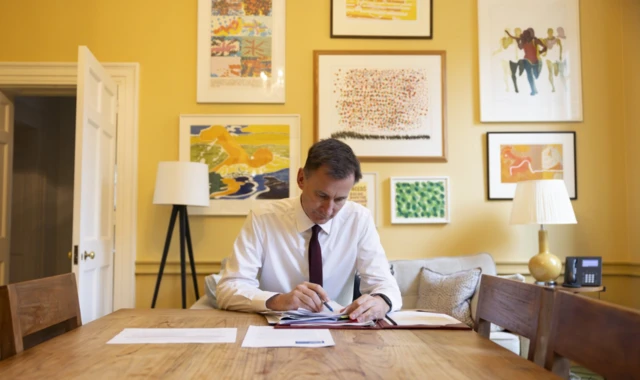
left=151, top=205, right=179, bottom=308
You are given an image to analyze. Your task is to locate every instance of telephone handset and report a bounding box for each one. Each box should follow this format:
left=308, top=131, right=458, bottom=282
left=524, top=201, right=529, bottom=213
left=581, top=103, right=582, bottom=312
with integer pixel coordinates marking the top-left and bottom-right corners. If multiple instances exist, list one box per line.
left=562, top=256, right=602, bottom=288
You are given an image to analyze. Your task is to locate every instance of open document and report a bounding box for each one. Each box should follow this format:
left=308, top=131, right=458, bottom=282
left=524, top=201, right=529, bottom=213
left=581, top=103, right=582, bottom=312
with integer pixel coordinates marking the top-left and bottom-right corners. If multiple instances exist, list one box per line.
left=241, top=326, right=335, bottom=348
left=261, top=301, right=376, bottom=327
left=107, top=328, right=237, bottom=344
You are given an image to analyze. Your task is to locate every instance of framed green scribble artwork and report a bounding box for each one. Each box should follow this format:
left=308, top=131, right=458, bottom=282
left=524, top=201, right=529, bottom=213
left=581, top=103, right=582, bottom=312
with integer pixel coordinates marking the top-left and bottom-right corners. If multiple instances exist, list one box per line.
left=314, top=50, right=447, bottom=162
left=179, top=114, right=300, bottom=215
left=196, top=0, right=285, bottom=103
left=390, top=176, right=450, bottom=224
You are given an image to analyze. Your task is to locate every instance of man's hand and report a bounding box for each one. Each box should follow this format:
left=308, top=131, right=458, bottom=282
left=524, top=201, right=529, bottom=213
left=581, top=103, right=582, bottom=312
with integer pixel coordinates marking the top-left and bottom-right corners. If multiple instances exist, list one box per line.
left=342, top=294, right=390, bottom=323
left=265, top=282, right=329, bottom=312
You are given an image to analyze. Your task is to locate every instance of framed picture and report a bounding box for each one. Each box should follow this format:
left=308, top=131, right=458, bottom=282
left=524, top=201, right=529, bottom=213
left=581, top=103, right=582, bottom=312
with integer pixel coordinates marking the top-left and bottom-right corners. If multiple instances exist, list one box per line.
left=478, top=0, right=582, bottom=122
left=348, top=172, right=378, bottom=227
left=331, top=0, right=433, bottom=39
left=390, top=177, right=450, bottom=224
left=314, top=50, right=447, bottom=162
left=486, top=132, right=577, bottom=200
left=196, top=0, right=285, bottom=103
left=179, top=114, right=300, bottom=215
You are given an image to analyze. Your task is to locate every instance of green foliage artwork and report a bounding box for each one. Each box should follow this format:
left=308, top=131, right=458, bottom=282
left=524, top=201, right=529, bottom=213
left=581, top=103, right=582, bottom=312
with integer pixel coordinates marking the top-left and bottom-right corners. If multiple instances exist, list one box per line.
left=392, top=177, right=449, bottom=224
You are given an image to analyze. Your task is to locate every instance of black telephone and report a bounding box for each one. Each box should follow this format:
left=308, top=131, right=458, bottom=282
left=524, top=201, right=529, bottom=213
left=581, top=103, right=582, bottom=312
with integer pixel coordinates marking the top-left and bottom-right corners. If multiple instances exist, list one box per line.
left=563, top=256, right=602, bottom=288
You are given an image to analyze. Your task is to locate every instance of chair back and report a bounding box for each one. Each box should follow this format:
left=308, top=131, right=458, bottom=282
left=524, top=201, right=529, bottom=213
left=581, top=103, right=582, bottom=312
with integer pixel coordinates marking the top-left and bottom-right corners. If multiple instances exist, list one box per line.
left=545, top=291, right=640, bottom=378
left=0, top=273, right=81, bottom=359
left=474, top=274, right=554, bottom=363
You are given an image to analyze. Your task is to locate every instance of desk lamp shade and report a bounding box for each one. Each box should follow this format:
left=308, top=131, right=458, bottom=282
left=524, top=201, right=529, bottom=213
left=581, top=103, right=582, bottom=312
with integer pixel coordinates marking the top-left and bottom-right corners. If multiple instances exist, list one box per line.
left=510, top=179, right=577, bottom=283
left=153, top=162, right=210, bottom=207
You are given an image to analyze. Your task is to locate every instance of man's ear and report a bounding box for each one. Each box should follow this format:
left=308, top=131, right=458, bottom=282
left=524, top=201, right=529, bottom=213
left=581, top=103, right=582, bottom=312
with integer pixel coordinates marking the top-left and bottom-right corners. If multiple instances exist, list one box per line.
left=297, top=168, right=305, bottom=190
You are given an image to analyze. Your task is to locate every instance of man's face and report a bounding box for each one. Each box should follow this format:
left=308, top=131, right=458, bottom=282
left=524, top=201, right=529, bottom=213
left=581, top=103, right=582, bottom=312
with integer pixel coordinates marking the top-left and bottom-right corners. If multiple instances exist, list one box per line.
left=297, top=165, right=355, bottom=225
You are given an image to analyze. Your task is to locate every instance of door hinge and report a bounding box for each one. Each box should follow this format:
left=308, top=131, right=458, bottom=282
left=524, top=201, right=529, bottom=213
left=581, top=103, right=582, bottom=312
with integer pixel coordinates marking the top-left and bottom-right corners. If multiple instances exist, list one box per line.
left=73, top=245, right=79, bottom=265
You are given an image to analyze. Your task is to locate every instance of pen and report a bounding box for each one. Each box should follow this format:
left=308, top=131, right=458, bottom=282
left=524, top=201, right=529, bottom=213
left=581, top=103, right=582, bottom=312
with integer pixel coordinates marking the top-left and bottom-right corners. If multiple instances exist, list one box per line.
left=296, top=341, right=324, bottom=344
left=323, top=301, right=333, bottom=312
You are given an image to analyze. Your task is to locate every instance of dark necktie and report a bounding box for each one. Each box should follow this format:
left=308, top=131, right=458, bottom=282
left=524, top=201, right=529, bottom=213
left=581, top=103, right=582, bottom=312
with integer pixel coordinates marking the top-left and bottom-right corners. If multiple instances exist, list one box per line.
left=308, top=224, right=323, bottom=286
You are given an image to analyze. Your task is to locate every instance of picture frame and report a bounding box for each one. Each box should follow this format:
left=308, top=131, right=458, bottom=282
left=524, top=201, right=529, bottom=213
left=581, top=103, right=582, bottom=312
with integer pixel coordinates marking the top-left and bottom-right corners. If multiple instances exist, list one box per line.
left=330, top=0, right=433, bottom=39
left=348, top=172, right=379, bottom=227
left=486, top=131, right=577, bottom=200
left=179, top=114, right=300, bottom=215
left=314, top=50, right=447, bottom=162
left=196, top=0, right=285, bottom=103
left=390, top=176, right=450, bottom=224
left=478, top=0, right=583, bottom=122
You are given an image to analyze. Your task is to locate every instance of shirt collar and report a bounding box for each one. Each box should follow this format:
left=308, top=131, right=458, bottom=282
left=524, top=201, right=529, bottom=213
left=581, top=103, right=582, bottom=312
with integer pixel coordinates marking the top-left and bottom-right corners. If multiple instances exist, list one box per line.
left=294, top=196, right=333, bottom=234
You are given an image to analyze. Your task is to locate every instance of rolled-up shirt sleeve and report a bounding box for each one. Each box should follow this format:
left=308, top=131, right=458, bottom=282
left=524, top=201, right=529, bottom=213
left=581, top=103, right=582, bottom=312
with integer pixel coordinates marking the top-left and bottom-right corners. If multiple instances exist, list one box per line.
left=216, top=210, right=279, bottom=312
left=355, top=213, right=403, bottom=311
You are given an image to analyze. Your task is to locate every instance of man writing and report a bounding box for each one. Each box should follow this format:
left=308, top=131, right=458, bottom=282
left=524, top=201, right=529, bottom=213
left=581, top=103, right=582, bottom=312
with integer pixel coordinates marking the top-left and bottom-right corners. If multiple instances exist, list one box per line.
left=216, top=139, right=402, bottom=322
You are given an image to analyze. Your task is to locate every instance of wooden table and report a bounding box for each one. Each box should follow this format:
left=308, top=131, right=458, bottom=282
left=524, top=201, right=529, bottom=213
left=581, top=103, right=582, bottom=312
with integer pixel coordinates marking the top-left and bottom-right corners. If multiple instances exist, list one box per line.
left=0, top=309, right=559, bottom=379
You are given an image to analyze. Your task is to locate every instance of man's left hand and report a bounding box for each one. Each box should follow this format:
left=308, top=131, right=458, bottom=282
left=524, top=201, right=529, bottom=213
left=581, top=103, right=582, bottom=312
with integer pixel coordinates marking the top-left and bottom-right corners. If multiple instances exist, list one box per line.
left=342, top=294, right=390, bottom=323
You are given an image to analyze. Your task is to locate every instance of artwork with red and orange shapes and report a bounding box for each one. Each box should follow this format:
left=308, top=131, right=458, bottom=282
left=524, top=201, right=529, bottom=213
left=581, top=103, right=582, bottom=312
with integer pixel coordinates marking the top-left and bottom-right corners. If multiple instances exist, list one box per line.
left=500, top=144, right=563, bottom=183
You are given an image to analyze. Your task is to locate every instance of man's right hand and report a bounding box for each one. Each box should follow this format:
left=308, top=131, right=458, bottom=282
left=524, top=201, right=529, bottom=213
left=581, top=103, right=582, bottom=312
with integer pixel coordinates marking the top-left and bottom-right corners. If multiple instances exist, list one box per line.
left=265, top=282, right=329, bottom=312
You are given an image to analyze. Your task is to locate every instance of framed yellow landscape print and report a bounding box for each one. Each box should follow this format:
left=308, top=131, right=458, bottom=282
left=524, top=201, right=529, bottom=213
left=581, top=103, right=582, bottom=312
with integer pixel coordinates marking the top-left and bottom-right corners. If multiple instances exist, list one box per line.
left=179, top=114, right=300, bottom=215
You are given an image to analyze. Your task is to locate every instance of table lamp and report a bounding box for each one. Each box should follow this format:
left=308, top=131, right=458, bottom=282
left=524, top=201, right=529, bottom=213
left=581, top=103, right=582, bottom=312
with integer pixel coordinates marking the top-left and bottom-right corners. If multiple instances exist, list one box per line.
left=510, top=179, right=577, bottom=285
left=151, top=161, right=210, bottom=308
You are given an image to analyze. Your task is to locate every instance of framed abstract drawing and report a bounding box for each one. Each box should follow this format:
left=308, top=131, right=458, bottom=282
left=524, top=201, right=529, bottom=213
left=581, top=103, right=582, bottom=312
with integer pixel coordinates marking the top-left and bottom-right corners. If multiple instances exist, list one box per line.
left=196, top=0, right=285, bottom=103
left=331, top=0, right=433, bottom=39
left=478, top=0, right=582, bottom=122
left=486, top=132, right=577, bottom=200
left=348, top=172, right=378, bottom=226
left=314, top=50, right=447, bottom=162
left=179, top=114, right=300, bottom=215
left=390, top=176, right=450, bottom=224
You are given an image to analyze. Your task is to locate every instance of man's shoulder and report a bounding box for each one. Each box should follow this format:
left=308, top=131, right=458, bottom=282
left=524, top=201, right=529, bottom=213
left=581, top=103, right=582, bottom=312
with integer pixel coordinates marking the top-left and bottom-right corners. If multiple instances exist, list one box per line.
left=251, top=197, right=296, bottom=218
left=337, top=200, right=373, bottom=222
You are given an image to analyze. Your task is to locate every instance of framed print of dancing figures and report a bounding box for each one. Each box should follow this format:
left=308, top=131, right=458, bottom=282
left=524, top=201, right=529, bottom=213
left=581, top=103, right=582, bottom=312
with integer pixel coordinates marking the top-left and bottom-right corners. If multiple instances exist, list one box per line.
left=478, top=0, right=582, bottom=122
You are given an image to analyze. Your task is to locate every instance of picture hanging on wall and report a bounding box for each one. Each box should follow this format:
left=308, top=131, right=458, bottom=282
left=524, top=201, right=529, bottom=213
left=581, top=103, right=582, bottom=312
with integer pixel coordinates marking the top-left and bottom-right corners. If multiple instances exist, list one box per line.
left=314, top=50, right=447, bottom=162
left=478, top=0, right=582, bottom=122
left=486, top=131, right=577, bottom=200
left=390, top=177, right=450, bottom=224
left=331, top=0, right=433, bottom=39
left=196, top=0, right=285, bottom=103
left=179, top=114, right=300, bottom=215
left=348, top=172, right=378, bottom=227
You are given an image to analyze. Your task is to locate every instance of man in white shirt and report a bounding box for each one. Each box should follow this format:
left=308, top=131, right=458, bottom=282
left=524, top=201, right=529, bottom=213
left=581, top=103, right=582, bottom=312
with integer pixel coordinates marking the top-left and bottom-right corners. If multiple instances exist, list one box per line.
left=216, top=139, right=402, bottom=322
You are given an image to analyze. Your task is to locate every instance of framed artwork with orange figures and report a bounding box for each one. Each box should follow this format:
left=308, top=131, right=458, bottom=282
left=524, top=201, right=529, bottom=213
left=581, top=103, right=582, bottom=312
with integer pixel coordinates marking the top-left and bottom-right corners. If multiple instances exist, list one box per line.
left=486, top=132, right=577, bottom=200
left=314, top=50, right=447, bottom=162
left=196, top=0, right=285, bottom=103
left=331, top=0, right=433, bottom=39
left=179, top=114, right=300, bottom=215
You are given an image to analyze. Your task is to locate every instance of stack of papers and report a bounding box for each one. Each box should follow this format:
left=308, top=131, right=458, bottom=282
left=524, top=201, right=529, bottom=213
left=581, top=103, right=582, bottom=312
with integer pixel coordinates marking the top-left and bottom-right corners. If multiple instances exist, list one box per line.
left=241, top=326, right=335, bottom=348
left=261, top=301, right=376, bottom=327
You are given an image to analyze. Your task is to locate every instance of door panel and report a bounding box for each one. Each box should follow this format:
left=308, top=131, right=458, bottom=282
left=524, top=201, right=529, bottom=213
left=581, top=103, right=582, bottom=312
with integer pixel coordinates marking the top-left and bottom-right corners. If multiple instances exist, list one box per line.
left=0, top=91, right=13, bottom=285
left=73, top=46, right=117, bottom=323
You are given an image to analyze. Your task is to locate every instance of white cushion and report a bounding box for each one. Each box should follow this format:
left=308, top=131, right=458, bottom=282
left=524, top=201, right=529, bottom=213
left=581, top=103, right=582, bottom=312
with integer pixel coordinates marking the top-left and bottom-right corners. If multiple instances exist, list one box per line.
left=490, top=332, right=521, bottom=356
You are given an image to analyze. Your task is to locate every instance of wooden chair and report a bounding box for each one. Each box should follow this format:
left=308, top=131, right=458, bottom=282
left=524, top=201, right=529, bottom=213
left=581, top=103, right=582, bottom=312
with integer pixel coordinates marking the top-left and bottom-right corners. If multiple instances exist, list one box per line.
left=545, top=291, right=640, bottom=379
left=0, top=273, right=82, bottom=359
left=474, top=274, right=555, bottom=364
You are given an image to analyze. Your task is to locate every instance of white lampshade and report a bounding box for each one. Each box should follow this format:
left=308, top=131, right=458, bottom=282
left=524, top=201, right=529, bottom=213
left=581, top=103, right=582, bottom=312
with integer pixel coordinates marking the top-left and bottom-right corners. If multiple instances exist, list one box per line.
left=510, top=179, right=577, bottom=225
left=153, top=162, right=210, bottom=206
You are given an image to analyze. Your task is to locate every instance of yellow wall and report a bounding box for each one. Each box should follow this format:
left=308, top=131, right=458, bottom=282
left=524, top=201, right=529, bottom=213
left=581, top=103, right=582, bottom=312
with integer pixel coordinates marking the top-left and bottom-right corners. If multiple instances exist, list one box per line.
left=0, top=0, right=638, bottom=309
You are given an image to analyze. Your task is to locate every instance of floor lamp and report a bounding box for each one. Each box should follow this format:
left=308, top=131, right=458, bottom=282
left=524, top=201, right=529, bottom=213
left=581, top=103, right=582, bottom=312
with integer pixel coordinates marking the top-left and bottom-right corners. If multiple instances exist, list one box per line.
left=151, top=161, right=210, bottom=309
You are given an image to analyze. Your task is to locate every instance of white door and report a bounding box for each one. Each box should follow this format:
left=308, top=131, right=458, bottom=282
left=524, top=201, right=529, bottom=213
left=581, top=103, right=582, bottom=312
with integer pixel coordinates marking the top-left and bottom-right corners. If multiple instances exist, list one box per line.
left=0, top=92, right=13, bottom=286
left=72, top=46, right=117, bottom=323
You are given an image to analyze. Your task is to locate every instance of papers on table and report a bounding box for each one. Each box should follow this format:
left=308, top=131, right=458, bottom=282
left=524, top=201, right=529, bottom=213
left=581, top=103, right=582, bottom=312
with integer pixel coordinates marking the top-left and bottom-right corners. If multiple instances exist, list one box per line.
left=260, top=301, right=373, bottom=326
left=387, top=311, right=463, bottom=326
left=241, top=326, right=335, bottom=348
left=107, top=328, right=237, bottom=344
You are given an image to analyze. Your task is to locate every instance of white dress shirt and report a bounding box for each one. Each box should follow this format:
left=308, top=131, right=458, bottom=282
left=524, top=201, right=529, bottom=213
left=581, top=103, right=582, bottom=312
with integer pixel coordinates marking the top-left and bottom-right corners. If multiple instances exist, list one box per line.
left=216, top=197, right=402, bottom=312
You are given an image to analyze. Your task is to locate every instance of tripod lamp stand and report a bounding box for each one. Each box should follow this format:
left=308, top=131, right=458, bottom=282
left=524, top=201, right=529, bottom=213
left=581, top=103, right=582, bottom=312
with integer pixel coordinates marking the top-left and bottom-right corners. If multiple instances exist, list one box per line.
left=151, top=161, right=209, bottom=308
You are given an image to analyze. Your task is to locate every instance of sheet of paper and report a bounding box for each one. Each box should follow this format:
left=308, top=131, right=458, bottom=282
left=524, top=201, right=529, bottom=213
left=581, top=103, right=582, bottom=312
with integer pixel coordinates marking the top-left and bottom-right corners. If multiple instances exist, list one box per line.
left=241, top=326, right=335, bottom=348
left=107, top=328, right=237, bottom=344
left=387, top=311, right=463, bottom=326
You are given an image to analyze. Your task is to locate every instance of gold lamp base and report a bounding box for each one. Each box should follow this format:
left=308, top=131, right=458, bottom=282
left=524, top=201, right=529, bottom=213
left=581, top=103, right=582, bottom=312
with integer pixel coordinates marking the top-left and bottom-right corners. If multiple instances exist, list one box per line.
left=528, top=228, right=562, bottom=283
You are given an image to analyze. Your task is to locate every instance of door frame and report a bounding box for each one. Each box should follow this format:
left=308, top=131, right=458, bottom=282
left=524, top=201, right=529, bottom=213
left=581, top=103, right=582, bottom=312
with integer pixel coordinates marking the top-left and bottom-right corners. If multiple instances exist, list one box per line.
left=0, top=62, right=139, bottom=310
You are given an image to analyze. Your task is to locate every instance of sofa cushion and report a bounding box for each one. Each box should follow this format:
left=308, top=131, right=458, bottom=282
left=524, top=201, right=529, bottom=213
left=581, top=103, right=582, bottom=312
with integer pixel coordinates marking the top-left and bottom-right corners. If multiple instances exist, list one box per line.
left=416, top=267, right=482, bottom=327
left=490, top=332, right=521, bottom=356
left=391, top=252, right=497, bottom=318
